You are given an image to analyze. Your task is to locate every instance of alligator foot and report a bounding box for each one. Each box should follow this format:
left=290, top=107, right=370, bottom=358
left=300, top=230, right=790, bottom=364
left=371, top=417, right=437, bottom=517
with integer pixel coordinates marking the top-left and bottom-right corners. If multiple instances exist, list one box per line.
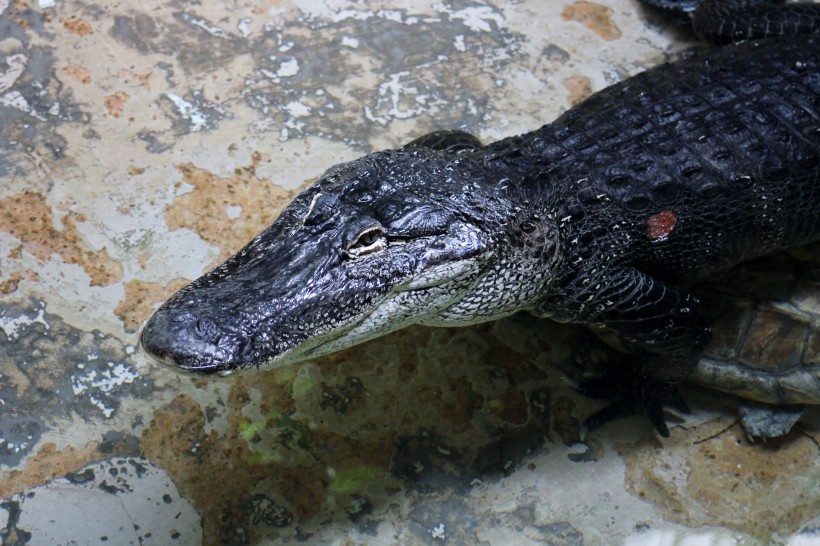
left=577, top=367, right=689, bottom=438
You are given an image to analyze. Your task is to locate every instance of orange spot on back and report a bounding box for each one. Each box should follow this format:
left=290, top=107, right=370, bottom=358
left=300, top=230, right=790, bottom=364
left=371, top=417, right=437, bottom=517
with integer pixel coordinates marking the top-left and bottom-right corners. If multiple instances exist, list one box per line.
left=647, top=210, right=678, bottom=241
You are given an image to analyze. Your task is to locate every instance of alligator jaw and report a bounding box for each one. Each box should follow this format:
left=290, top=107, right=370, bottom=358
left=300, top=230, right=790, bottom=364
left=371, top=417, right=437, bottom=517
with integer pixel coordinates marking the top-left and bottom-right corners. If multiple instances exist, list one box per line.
left=140, top=230, right=491, bottom=375
left=139, top=145, right=507, bottom=375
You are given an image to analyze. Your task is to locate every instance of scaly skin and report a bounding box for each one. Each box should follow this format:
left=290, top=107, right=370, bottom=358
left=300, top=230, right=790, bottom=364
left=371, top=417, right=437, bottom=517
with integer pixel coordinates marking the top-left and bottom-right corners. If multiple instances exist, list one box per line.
left=141, top=33, right=820, bottom=435
left=640, top=0, right=820, bottom=43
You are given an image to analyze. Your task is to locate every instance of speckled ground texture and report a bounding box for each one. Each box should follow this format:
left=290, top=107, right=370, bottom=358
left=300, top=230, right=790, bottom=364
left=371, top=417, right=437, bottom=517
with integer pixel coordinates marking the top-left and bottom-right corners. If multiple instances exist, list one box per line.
left=0, top=0, right=818, bottom=545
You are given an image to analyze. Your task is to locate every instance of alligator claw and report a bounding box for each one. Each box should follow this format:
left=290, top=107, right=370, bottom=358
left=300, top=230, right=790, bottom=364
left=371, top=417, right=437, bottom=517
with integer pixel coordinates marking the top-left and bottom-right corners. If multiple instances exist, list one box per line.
left=578, top=368, right=689, bottom=438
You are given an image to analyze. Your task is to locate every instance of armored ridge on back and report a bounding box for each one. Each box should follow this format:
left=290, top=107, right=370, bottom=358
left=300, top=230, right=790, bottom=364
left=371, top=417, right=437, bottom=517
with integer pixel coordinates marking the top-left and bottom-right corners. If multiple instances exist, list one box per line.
left=141, top=1, right=820, bottom=437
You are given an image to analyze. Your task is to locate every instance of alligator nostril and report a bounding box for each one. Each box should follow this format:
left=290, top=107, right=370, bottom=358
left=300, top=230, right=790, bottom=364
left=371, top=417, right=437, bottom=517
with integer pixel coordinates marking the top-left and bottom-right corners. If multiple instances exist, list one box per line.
left=192, top=317, right=219, bottom=341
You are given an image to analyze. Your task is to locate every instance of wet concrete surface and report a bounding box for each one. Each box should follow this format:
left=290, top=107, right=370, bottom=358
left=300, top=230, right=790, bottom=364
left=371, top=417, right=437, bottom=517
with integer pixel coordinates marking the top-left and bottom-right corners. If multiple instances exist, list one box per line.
left=0, top=0, right=818, bottom=544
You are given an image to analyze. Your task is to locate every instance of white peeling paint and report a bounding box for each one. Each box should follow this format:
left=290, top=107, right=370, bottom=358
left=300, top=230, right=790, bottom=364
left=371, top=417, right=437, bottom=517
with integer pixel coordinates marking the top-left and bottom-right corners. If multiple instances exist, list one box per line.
left=0, top=307, right=49, bottom=340
left=365, top=71, right=441, bottom=124
left=436, top=3, right=505, bottom=33
left=164, top=93, right=208, bottom=131
left=71, top=362, right=140, bottom=418
left=291, top=3, right=372, bottom=23
left=341, top=35, right=360, bottom=48
left=429, top=523, right=446, bottom=540
left=237, top=17, right=253, bottom=38
left=0, top=52, right=26, bottom=93
left=0, top=0, right=10, bottom=14
left=277, top=58, right=300, bottom=78
left=0, top=90, right=47, bottom=121
left=377, top=9, right=404, bottom=23
left=183, top=14, right=232, bottom=40
left=285, top=100, right=311, bottom=117
left=37, top=0, right=55, bottom=7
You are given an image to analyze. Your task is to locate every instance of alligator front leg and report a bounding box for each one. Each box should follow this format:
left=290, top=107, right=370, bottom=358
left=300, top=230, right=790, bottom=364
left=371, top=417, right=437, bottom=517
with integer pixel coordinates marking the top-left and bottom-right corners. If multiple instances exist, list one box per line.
left=536, top=266, right=712, bottom=436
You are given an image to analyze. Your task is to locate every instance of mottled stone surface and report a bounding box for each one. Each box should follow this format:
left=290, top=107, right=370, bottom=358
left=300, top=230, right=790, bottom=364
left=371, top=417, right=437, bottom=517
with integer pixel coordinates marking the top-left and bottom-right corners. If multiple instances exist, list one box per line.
left=0, top=0, right=818, bottom=545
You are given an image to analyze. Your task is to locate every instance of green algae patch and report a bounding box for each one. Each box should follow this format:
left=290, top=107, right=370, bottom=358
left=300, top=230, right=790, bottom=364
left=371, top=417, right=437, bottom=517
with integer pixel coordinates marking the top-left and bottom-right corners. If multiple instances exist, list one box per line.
left=291, top=368, right=318, bottom=401
left=330, top=465, right=381, bottom=495
left=271, top=365, right=297, bottom=385
left=238, top=420, right=266, bottom=443
left=238, top=419, right=284, bottom=464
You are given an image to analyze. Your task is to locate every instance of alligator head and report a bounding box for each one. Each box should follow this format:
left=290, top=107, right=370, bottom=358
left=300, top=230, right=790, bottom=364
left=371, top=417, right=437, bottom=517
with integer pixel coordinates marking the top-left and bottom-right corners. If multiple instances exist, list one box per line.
left=141, top=143, right=540, bottom=374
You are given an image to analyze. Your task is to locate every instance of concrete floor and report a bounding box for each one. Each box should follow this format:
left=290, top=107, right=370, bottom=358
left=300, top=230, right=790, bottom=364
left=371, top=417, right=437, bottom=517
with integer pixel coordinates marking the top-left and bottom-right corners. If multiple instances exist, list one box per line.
left=0, top=0, right=818, bottom=544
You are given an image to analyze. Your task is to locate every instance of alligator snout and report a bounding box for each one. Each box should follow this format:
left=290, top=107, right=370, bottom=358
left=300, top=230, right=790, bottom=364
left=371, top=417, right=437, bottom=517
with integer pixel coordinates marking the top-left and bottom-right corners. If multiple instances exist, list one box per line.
left=140, top=310, right=233, bottom=373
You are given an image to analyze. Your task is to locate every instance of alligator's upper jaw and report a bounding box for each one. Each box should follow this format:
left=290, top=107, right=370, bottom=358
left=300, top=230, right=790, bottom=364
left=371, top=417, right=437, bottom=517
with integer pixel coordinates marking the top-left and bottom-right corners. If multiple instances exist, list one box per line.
left=140, top=146, right=505, bottom=374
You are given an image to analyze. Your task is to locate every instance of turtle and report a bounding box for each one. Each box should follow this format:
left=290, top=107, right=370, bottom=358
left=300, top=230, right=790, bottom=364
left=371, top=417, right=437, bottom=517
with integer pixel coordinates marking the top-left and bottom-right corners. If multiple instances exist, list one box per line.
left=547, top=241, right=820, bottom=439
left=687, top=241, right=820, bottom=438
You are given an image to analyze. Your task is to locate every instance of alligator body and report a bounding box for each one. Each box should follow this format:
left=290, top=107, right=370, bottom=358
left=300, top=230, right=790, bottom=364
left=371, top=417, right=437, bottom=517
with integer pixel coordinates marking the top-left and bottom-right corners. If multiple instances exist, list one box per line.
left=641, top=0, right=820, bottom=43
left=142, top=29, right=820, bottom=434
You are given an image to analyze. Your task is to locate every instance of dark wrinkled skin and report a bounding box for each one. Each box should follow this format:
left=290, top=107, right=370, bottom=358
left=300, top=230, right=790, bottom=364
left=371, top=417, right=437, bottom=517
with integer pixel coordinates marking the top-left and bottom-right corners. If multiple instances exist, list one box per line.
left=142, top=5, right=820, bottom=435
left=641, top=0, right=820, bottom=43
left=142, top=150, right=503, bottom=371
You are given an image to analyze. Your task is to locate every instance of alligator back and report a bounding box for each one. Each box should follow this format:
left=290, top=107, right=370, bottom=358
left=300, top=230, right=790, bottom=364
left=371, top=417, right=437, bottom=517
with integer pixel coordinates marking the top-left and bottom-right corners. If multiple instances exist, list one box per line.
left=516, top=34, right=820, bottom=284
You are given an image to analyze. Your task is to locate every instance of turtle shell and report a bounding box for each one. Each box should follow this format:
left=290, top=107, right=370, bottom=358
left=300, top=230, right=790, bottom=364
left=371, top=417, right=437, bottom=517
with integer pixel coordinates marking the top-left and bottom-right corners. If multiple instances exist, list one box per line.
left=690, top=242, right=820, bottom=405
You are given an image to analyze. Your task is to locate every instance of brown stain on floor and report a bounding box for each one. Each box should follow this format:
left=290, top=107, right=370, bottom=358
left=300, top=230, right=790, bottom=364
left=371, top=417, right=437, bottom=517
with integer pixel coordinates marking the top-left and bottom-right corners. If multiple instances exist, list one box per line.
left=61, top=64, right=92, bottom=84
left=0, top=191, right=123, bottom=287
left=686, top=426, right=820, bottom=537
left=104, top=91, right=129, bottom=118
left=0, top=273, right=25, bottom=295
left=166, top=154, right=293, bottom=263
left=563, top=74, right=593, bottom=105
left=114, top=278, right=191, bottom=333
left=562, top=1, right=622, bottom=41
left=0, top=442, right=102, bottom=498
left=62, top=16, right=94, bottom=36
left=116, top=69, right=152, bottom=90
left=620, top=418, right=820, bottom=539
left=139, top=393, right=334, bottom=545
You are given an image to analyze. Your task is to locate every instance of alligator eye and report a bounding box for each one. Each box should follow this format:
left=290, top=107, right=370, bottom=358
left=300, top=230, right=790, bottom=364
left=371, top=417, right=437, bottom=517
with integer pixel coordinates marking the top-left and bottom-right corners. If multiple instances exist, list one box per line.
left=346, top=226, right=387, bottom=257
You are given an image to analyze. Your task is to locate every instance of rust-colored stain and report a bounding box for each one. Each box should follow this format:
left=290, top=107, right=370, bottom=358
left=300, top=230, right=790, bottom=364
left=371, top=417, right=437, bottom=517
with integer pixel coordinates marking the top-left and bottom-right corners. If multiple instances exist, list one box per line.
left=0, top=192, right=122, bottom=286
left=647, top=209, right=678, bottom=241
left=8, top=0, right=33, bottom=30
left=561, top=1, right=622, bottom=41
left=114, top=278, right=190, bottom=333
left=688, top=427, right=819, bottom=536
left=140, top=393, right=334, bottom=545
left=562, top=74, right=593, bottom=105
left=0, top=273, right=24, bottom=295
left=0, top=441, right=102, bottom=498
left=61, top=64, right=92, bottom=84
left=127, top=165, right=146, bottom=175
left=117, top=69, right=153, bottom=90
left=166, top=156, right=292, bottom=263
left=104, top=91, right=130, bottom=118
left=63, top=16, right=94, bottom=36
left=620, top=418, right=820, bottom=537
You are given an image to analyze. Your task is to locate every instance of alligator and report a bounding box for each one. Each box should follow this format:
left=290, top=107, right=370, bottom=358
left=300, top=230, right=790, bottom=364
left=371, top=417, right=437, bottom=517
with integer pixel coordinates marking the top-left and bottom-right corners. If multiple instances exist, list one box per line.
left=141, top=1, right=820, bottom=436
